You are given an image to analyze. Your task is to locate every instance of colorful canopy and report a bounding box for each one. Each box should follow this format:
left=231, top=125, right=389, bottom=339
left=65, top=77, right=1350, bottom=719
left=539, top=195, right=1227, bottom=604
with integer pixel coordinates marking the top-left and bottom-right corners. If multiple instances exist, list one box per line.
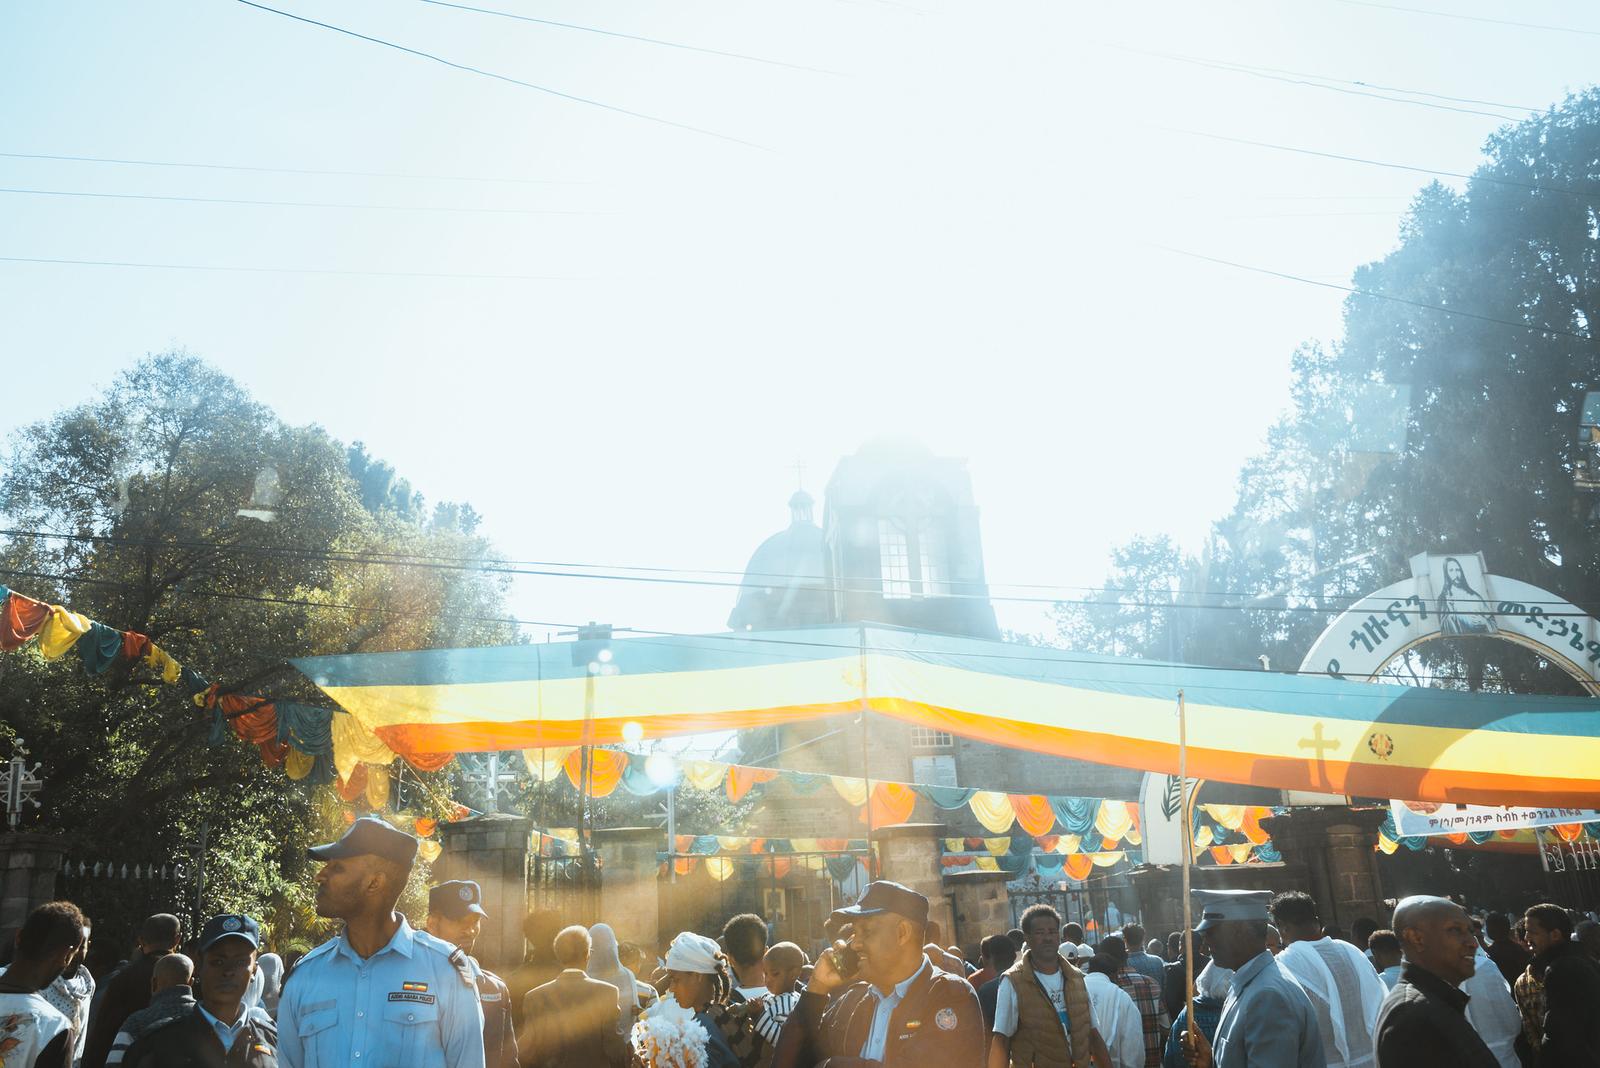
left=294, top=624, right=1600, bottom=807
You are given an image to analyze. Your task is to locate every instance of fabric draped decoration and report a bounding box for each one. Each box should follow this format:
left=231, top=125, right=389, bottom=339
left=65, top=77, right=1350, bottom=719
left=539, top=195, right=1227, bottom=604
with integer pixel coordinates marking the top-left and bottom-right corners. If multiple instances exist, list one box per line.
left=1203, top=804, right=1247, bottom=830
left=1094, top=800, right=1134, bottom=842
left=621, top=755, right=664, bottom=797
left=728, top=765, right=780, bottom=802
left=1009, top=794, right=1055, bottom=837
left=37, top=606, right=93, bottom=660
left=0, top=588, right=52, bottom=650
left=831, top=776, right=869, bottom=807
left=523, top=747, right=579, bottom=782
left=969, top=791, right=1017, bottom=834
left=918, top=785, right=979, bottom=810
left=562, top=748, right=627, bottom=797
left=785, top=772, right=827, bottom=794
left=333, top=711, right=398, bottom=780
left=704, top=857, right=734, bottom=881
left=336, top=764, right=368, bottom=801
left=681, top=761, right=729, bottom=792
left=825, top=855, right=861, bottom=882
left=1063, top=853, right=1095, bottom=880
left=1050, top=796, right=1097, bottom=836
left=76, top=621, right=124, bottom=674
left=869, top=782, right=916, bottom=826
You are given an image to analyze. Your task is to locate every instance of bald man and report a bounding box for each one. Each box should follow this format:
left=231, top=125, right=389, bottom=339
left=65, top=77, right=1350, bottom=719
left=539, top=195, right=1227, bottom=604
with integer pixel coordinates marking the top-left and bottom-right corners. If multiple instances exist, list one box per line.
left=1373, top=897, right=1497, bottom=1068
left=105, top=955, right=195, bottom=1066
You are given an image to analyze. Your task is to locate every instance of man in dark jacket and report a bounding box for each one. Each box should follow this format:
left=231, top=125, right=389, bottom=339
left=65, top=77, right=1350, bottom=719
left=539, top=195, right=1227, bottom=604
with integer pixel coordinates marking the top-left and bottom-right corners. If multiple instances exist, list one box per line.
left=424, top=880, right=520, bottom=1068
left=1523, top=903, right=1600, bottom=1067
left=83, top=914, right=182, bottom=1068
left=772, top=880, right=985, bottom=1068
left=1374, top=896, right=1497, bottom=1068
left=520, top=925, right=626, bottom=1068
left=122, top=914, right=276, bottom=1068
left=105, top=953, right=195, bottom=1065
left=1483, top=913, right=1531, bottom=987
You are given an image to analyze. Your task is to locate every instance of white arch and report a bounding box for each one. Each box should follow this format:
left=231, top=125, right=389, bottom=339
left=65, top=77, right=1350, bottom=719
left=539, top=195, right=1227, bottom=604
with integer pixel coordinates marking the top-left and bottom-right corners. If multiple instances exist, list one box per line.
left=1298, top=563, right=1600, bottom=696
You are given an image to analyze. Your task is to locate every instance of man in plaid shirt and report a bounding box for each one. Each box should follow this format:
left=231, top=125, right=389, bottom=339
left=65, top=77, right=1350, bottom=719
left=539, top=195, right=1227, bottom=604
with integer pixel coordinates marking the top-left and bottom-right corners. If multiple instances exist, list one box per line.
left=1102, top=933, right=1169, bottom=1068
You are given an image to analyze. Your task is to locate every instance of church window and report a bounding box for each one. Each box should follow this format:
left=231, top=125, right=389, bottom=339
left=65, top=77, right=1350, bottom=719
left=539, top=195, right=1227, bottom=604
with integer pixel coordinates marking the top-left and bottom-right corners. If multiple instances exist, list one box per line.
left=879, top=521, right=912, bottom=598
left=911, top=726, right=954, bottom=749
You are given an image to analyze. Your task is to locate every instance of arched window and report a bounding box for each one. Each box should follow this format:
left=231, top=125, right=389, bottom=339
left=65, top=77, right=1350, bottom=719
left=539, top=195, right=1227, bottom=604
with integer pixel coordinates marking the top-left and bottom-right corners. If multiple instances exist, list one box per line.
left=878, top=515, right=951, bottom=599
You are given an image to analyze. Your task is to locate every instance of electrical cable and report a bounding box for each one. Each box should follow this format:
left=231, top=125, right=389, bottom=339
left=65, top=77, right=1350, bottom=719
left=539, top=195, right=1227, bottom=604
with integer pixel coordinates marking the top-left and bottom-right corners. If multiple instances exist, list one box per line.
left=411, top=0, right=835, bottom=75
left=233, top=0, right=766, bottom=150
left=1335, top=0, right=1600, bottom=38
left=1152, top=244, right=1596, bottom=344
left=0, top=255, right=582, bottom=281
left=0, top=149, right=588, bottom=185
left=0, top=186, right=605, bottom=216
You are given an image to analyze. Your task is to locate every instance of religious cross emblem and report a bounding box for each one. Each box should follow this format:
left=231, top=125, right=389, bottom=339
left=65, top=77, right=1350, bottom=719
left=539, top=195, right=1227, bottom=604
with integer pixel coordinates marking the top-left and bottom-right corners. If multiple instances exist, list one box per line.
left=458, top=752, right=522, bottom=814
left=1297, top=722, right=1340, bottom=760
left=1, top=738, right=44, bottom=829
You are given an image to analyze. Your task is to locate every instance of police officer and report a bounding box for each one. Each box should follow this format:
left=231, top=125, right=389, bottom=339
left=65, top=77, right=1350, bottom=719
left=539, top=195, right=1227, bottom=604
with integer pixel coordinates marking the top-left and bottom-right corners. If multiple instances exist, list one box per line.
left=424, top=880, right=519, bottom=1068
left=276, top=816, right=486, bottom=1068
left=122, top=914, right=277, bottom=1067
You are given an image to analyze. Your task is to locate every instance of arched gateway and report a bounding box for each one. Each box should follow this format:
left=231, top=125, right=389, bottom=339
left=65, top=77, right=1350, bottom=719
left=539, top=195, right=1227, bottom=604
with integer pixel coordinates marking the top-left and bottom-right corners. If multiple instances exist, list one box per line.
left=1297, top=551, right=1600, bottom=696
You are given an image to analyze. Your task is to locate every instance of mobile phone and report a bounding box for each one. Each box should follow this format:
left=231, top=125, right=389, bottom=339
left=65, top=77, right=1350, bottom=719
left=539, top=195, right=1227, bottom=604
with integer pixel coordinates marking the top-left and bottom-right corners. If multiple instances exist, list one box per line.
left=828, top=942, right=861, bottom=979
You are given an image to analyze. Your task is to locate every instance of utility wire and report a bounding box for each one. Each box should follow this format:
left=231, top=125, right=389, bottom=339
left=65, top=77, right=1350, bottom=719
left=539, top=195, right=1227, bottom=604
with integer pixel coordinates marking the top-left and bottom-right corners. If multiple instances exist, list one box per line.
left=0, top=255, right=582, bottom=282
left=1154, top=244, right=1595, bottom=344
left=1106, top=43, right=1530, bottom=119
left=234, top=0, right=765, bottom=150
left=1159, top=125, right=1600, bottom=202
left=412, top=0, right=835, bottom=75
left=0, top=150, right=588, bottom=185
left=6, top=528, right=1597, bottom=615
left=0, top=565, right=1573, bottom=693
left=1336, top=0, right=1600, bottom=38
left=0, top=186, right=604, bottom=216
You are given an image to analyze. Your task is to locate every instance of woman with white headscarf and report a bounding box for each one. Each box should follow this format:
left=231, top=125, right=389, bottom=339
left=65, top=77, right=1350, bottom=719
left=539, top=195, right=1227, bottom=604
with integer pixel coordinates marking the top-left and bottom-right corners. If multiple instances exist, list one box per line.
left=632, top=932, right=741, bottom=1068
left=1162, top=961, right=1233, bottom=1068
left=588, top=923, right=642, bottom=1037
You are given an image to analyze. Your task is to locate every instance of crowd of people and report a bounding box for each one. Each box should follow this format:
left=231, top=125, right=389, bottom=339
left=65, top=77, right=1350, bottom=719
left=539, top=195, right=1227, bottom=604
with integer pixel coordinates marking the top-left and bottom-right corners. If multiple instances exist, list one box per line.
left=3, top=813, right=1599, bottom=1068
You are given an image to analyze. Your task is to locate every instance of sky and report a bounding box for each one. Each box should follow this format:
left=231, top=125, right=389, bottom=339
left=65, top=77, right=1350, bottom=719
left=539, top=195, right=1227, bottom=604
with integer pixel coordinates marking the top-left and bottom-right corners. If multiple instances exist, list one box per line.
left=5, top=0, right=1599, bottom=644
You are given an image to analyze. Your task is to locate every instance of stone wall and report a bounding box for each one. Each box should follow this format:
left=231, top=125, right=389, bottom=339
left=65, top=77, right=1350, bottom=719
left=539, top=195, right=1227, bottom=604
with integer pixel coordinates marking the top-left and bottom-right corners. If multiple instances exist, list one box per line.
left=946, top=870, right=1012, bottom=951
left=873, top=823, right=953, bottom=935
left=0, top=833, right=67, bottom=951
left=436, top=814, right=530, bottom=971
left=595, top=827, right=660, bottom=951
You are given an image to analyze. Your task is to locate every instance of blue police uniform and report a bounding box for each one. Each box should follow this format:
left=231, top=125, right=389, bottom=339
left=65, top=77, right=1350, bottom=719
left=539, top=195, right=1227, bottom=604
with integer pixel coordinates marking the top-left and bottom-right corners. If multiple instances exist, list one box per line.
left=276, top=917, right=486, bottom=1068
left=1210, top=951, right=1325, bottom=1068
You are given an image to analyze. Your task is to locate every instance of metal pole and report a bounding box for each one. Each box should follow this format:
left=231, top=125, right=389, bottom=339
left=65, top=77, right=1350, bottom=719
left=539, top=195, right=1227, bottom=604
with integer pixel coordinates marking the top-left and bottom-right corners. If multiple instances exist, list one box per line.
left=666, top=786, right=677, bottom=884
left=1179, top=690, right=1196, bottom=1059
left=582, top=669, right=595, bottom=916
left=858, top=626, right=873, bottom=878
left=195, top=819, right=209, bottom=922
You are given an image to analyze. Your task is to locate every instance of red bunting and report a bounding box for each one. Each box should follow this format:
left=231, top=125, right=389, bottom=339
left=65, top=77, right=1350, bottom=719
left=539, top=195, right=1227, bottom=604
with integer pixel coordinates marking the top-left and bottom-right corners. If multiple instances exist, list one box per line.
left=336, top=765, right=369, bottom=801
left=1, top=592, right=52, bottom=650
left=121, top=631, right=152, bottom=663
left=404, top=751, right=456, bottom=774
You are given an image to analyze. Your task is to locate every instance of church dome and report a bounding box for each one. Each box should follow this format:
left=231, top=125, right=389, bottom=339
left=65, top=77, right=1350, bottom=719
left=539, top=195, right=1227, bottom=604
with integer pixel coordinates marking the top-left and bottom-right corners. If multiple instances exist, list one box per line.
left=727, top=491, right=831, bottom=631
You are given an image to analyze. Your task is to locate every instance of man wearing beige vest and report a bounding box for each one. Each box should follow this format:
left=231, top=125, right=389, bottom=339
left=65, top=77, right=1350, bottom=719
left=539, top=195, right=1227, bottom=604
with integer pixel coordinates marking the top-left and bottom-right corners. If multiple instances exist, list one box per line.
left=989, top=905, right=1113, bottom=1068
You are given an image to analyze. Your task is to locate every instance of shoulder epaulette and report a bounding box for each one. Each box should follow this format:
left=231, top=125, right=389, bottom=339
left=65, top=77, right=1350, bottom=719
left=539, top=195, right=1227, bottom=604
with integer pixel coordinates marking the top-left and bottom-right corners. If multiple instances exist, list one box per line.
left=411, top=930, right=477, bottom=988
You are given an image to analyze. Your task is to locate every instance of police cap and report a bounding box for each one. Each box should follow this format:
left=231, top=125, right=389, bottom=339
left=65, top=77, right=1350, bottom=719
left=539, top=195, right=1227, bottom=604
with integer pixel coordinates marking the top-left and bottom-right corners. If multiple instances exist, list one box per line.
left=307, top=815, right=419, bottom=868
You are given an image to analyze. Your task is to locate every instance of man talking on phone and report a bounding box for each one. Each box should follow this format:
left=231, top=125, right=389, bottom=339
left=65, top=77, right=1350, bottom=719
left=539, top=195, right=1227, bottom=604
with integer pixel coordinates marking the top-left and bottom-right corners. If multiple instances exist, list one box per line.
left=771, top=880, right=984, bottom=1067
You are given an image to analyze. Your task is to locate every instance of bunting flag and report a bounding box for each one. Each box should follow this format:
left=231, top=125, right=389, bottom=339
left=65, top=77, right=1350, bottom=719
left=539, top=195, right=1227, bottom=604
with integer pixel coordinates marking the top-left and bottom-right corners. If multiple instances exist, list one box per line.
left=831, top=776, right=869, bottom=807
left=294, top=623, right=1600, bottom=806
left=561, top=748, right=628, bottom=798
left=969, top=791, right=1017, bottom=834
left=728, top=765, right=779, bottom=802
left=523, top=747, right=578, bottom=782
left=869, top=782, right=917, bottom=826
left=1009, top=795, right=1056, bottom=837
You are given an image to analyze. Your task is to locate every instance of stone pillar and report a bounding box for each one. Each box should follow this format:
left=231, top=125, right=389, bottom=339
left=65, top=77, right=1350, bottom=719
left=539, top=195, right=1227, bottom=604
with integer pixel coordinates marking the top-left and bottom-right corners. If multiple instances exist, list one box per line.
left=1261, top=808, right=1388, bottom=932
left=436, top=813, right=531, bottom=972
left=946, top=869, right=1012, bottom=952
left=871, top=823, right=953, bottom=941
left=0, top=833, right=68, bottom=949
left=595, top=827, right=661, bottom=951
left=1130, top=863, right=1312, bottom=936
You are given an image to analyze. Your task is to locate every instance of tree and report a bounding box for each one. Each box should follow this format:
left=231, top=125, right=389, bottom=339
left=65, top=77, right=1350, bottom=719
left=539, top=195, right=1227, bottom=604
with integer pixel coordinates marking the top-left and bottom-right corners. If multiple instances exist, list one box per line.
left=0, top=352, right=517, bottom=947
left=1053, top=90, right=1600, bottom=693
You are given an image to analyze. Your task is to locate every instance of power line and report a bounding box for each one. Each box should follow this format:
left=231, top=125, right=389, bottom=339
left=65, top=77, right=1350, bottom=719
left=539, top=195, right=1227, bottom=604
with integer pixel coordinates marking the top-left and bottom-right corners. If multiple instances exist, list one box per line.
left=234, top=0, right=765, bottom=150
left=1106, top=43, right=1530, bottom=119
left=412, top=0, right=835, bottom=75
left=0, top=565, right=1568, bottom=694
left=0, top=254, right=582, bottom=282
left=1153, top=243, right=1596, bottom=344
left=1159, top=125, right=1600, bottom=202
left=0, top=186, right=604, bottom=216
left=6, top=527, right=1597, bottom=615
left=1336, top=0, right=1600, bottom=38
left=0, top=150, right=588, bottom=185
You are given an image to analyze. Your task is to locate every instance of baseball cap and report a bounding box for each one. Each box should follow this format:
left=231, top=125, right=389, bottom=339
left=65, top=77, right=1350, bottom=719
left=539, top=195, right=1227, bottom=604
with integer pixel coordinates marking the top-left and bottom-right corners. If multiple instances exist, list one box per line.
left=837, top=880, right=929, bottom=926
left=428, top=880, right=489, bottom=920
left=307, top=815, right=418, bottom=868
left=1193, top=889, right=1272, bottom=932
left=199, top=914, right=261, bottom=953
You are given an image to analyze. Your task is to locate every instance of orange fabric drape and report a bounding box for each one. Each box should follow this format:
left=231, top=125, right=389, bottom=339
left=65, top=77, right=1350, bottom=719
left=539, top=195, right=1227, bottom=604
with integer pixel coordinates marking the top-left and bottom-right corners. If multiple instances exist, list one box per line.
left=1555, top=823, right=1584, bottom=842
left=336, top=764, right=368, bottom=801
left=1035, top=834, right=1060, bottom=852
left=403, top=751, right=455, bottom=773
left=0, top=591, right=52, bottom=650
left=1063, top=853, right=1094, bottom=881
left=771, top=856, right=792, bottom=879
left=563, top=748, right=627, bottom=797
left=728, top=765, right=780, bottom=802
left=1209, top=845, right=1235, bottom=865
left=870, top=782, right=917, bottom=826
left=674, top=857, right=697, bottom=876
left=414, top=817, right=438, bottom=837
left=1009, top=795, right=1055, bottom=837
left=1241, top=807, right=1270, bottom=845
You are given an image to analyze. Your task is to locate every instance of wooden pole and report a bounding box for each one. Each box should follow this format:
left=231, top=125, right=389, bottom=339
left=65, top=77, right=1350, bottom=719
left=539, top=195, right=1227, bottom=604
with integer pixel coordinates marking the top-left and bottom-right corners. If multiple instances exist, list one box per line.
left=1179, top=690, right=1196, bottom=1057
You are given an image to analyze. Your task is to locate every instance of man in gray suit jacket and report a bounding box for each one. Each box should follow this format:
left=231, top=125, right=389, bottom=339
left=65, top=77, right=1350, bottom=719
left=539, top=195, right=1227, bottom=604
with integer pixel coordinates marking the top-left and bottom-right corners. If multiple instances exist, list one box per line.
left=1180, top=890, right=1325, bottom=1068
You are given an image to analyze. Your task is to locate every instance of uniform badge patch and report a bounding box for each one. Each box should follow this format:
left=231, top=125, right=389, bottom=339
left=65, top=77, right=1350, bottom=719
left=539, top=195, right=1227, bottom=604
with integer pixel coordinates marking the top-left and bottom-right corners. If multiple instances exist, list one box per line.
left=222, top=917, right=242, bottom=932
left=403, top=981, right=429, bottom=992
left=389, top=991, right=438, bottom=1004
left=935, top=1007, right=958, bottom=1031
left=459, top=886, right=473, bottom=901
